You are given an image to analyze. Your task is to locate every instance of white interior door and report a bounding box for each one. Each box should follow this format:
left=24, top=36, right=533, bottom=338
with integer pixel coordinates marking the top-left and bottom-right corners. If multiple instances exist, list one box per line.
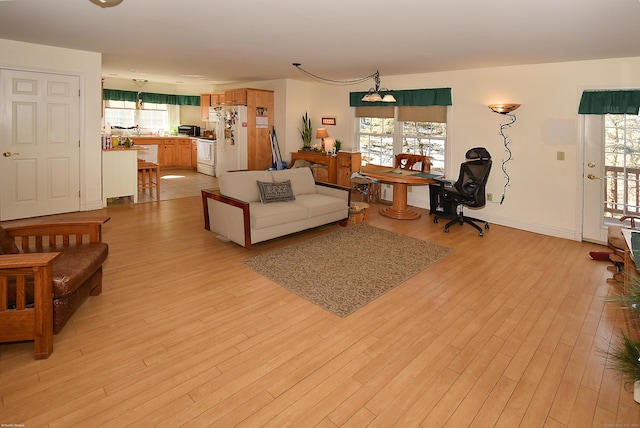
left=0, top=69, right=80, bottom=221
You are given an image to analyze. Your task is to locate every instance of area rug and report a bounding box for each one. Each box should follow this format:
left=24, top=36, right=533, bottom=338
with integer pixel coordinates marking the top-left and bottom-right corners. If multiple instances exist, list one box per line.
left=243, top=224, right=453, bottom=317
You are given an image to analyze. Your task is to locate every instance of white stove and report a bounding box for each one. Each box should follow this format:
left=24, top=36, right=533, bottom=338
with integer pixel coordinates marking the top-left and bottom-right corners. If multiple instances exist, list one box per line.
left=196, top=138, right=216, bottom=176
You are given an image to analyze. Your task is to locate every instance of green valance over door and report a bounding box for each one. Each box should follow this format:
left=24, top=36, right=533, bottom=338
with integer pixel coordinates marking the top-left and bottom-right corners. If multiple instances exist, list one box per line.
left=349, top=88, right=452, bottom=107
left=103, top=89, right=201, bottom=106
left=578, top=90, right=640, bottom=114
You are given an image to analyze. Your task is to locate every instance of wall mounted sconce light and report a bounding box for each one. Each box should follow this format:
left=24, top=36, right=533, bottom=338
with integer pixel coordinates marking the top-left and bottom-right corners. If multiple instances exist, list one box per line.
left=316, top=128, right=329, bottom=151
left=488, top=104, right=521, bottom=114
left=293, top=63, right=395, bottom=103
left=488, top=103, right=521, bottom=204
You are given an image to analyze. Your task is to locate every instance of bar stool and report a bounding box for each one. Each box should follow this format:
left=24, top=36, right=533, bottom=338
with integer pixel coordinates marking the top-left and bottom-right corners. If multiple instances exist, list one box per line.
left=137, top=159, right=160, bottom=199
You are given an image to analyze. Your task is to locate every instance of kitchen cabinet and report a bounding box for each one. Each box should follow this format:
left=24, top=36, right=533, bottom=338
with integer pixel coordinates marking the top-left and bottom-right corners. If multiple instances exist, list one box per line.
left=160, top=141, right=175, bottom=167
left=176, top=138, right=192, bottom=168
left=210, top=92, right=225, bottom=106
left=224, top=89, right=247, bottom=106
left=200, top=94, right=211, bottom=121
left=246, top=89, right=274, bottom=170
left=191, top=140, right=197, bottom=168
left=132, top=137, right=196, bottom=169
left=337, top=151, right=362, bottom=187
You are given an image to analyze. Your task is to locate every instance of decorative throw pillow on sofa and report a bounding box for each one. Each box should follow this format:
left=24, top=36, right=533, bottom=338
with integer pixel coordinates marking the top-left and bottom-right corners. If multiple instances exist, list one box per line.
left=257, top=180, right=296, bottom=203
left=0, top=225, right=20, bottom=255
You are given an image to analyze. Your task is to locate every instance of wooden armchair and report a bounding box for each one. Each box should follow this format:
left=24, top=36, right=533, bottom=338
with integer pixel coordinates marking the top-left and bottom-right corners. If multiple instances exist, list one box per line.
left=0, top=217, right=109, bottom=359
left=395, top=154, right=431, bottom=172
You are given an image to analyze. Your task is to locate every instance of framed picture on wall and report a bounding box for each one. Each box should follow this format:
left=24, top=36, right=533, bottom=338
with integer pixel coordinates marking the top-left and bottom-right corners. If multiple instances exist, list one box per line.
left=321, top=117, right=336, bottom=126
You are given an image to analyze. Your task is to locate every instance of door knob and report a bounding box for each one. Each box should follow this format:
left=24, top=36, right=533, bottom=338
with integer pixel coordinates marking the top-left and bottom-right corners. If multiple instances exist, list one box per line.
left=3, top=151, right=19, bottom=157
left=587, top=162, right=596, bottom=168
left=587, top=174, right=601, bottom=180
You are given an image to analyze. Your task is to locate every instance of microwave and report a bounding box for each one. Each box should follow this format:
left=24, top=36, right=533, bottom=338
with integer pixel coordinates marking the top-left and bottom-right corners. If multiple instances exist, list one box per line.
left=178, top=125, right=200, bottom=137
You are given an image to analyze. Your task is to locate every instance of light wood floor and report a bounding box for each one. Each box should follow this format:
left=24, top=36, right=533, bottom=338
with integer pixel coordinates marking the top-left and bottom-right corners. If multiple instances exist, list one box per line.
left=1, top=192, right=639, bottom=426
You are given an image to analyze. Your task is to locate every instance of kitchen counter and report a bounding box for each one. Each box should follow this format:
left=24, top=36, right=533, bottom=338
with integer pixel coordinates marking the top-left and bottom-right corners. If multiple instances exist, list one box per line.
left=113, top=137, right=195, bottom=169
left=127, top=136, right=200, bottom=142
left=102, top=149, right=138, bottom=206
left=102, top=146, right=148, bottom=151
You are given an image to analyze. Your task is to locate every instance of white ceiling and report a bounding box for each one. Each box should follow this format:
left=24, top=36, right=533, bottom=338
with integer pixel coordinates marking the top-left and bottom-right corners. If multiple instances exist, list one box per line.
left=1, top=0, right=640, bottom=87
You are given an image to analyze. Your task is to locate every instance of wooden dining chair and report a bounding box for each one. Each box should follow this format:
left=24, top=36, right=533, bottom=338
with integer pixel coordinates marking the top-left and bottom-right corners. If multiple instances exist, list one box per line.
left=395, top=154, right=431, bottom=172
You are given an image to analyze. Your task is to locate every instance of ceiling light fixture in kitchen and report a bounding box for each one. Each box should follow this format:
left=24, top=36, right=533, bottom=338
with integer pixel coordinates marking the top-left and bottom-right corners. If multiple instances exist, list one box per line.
left=132, top=79, right=148, bottom=88
left=292, top=63, right=395, bottom=103
left=89, top=0, right=124, bottom=8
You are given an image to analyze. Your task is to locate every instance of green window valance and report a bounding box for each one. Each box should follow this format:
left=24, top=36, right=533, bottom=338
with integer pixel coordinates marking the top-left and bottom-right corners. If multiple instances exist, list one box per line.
left=578, top=90, right=640, bottom=115
left=103, top=89, right=201, bottom=106
left=349, top=88, right=452, bottom=107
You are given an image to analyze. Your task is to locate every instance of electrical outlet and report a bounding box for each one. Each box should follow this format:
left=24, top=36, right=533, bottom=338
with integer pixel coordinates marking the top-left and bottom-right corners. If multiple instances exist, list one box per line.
left=487, top=192, right=493, bottom=202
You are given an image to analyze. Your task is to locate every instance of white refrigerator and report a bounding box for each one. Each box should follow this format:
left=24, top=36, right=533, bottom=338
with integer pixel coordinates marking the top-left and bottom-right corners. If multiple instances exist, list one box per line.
left=209, top=106, right=248, bottom=176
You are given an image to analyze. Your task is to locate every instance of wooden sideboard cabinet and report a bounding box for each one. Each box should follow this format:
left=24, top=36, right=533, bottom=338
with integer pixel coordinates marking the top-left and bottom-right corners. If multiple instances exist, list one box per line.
left=337, top=151, right=362, bottom=187
left=290, top=151, right=337, bottom=184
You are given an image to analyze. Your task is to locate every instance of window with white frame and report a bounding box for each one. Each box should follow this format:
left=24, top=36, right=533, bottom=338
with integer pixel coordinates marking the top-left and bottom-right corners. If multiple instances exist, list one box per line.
left=359, top=117, right=395, bottom=166
left=401, top=121, right=446, bottom=172
left=357, top=105, right=447, bottom=173
left=104, top=100, right=170, bottom=130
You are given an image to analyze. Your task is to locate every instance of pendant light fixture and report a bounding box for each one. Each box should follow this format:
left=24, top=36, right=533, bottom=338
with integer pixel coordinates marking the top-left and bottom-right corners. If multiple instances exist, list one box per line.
left=89, top=0, right=124, bottom=7
left=361, top=71, right=396, bottom=103
left=293, top=63, right=396, bottom=103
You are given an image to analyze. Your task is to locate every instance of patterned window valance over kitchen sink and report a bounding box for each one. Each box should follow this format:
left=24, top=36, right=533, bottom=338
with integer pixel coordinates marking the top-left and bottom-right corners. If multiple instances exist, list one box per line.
left=103, top=89, right=201, bottom=106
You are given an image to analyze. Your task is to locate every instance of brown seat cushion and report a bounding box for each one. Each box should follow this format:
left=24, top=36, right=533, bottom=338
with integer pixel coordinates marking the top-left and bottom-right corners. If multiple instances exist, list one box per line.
left=49, top=243, right=109, bottom=297
left=6, top=243, right=109, bottom=306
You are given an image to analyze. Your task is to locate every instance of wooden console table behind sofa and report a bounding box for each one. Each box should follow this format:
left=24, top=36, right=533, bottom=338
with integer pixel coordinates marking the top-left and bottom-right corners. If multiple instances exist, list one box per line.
left=290, top=151, right=337, bottom=184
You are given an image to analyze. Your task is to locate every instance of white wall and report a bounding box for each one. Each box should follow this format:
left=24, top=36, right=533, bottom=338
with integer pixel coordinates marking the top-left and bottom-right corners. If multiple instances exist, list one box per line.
left=100, top=55, right=640, bottom=241
left=0, top=38, right=103, bottom=212
left=297, top=57, right=640, bottom=240
left=5, top=36, right=640, bottom=241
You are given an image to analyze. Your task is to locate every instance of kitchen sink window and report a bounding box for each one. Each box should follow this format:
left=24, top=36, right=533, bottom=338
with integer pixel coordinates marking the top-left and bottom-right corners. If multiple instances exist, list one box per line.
left=104, top=100, right=172, bottom=131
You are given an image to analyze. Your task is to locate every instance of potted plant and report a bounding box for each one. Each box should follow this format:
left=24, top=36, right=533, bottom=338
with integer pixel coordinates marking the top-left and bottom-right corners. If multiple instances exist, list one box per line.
left=334, top=139, right=342, bottom=153
left=604, top=275, right=640, bottom=402
left=604, top=330, right=640, bottom=402
left=299, top=112, right=312, bottom=150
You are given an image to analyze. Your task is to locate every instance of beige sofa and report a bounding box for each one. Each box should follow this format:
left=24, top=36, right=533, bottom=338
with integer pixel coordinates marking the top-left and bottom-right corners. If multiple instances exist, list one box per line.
left=201, top=167, right=350, bottom=248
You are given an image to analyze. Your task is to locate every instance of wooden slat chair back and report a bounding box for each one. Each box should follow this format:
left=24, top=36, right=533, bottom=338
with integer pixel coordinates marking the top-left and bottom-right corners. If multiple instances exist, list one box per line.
left=395, top=154, right=431, bottom=172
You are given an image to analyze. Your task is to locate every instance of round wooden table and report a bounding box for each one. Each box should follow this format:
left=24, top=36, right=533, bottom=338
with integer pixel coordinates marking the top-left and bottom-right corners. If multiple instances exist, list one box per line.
left=360, top=165, right=437, bottom=220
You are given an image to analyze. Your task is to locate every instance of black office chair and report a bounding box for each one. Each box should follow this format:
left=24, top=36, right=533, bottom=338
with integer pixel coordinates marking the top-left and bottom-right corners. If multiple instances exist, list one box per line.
left=433, top=147, right=492, bottom=236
